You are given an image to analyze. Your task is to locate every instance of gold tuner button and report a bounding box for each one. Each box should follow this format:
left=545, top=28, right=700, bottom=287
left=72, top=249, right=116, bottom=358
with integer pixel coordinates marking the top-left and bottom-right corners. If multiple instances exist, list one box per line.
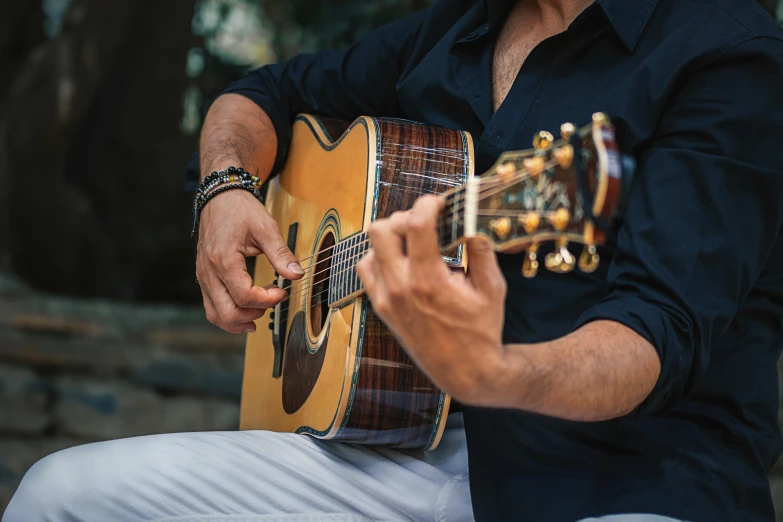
left=549, top=207, right=570, bottom=232
left=553, top=145, right=574, bottom=169
left=560, top=122, right=576, bottom=139
left=522, top=243, right=539, bottom=278
left=578, top=244, right=600, bottom=273
left=592, top=112, right=609, bottom=124
left=496, top=162, right=516, bottom=181
left=545, top=237, right=576, bottom=274
left=490, top=217, right=512, bottom=240
left=533, top=130, right=555, bottom=150
left=523, top=156, right=545, bottom=177
left=518, top=211, right=540, bottom=234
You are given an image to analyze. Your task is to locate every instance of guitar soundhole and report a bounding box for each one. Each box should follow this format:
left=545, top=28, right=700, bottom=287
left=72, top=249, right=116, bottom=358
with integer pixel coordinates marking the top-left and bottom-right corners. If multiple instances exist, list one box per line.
left=309, top=231, right=335, bottom=337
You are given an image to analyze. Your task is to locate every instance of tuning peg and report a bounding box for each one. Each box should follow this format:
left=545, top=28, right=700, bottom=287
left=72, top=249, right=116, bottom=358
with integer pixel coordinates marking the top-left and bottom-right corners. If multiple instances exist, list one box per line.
left=560, top=122, right=576, bottom=139
left=522, top=244, right=539, bottom=278
left=553, top=145, right=574, bottom=169
left=548, top=207, right=570, bottom=232
left=518, top=211, right=540, bottom=234
left=578, top=244, right=600, bottom=273
left=533, top=131, right=554, bottom=150
left=490, top=217, right=512, bottom=240
left=496, top=162, right=516, bottom=181
left=592, top=112, right=610, bottom=124
left=523, top=156, right=545, bottom=177
left=545, top=237, right=576, bottom=273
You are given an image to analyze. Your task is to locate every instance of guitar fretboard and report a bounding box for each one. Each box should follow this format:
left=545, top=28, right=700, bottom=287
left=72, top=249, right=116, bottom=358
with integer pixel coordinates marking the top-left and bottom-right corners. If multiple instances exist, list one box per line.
left=437, top=186, right=467, bottom=250
left=327, top=233, right=370, bottom=306
left=326, top=186, right=471, bottom=307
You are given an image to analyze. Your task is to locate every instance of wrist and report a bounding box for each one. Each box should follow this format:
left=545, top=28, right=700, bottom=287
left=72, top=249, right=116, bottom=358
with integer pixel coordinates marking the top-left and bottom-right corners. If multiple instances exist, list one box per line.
left=191, top=166, right=264, bottom=238
left=484, top=344, right=518, bottom=408
left=200, top=160, right=242, bottom=182
left=455, top=341, right=518, bottom=408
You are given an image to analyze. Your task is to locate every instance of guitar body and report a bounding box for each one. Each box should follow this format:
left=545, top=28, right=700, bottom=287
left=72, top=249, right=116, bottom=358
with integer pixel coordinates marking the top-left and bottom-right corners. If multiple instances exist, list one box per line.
left=241, top=115, right=474, bottom=450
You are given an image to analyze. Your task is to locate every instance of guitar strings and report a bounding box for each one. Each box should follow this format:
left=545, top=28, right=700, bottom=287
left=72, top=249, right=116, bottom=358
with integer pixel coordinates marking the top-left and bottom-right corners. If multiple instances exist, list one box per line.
left=273, top=159, right=559, bottom=313
left=274, top=161, right=563, bottom=317
left=280, top=156, right=556, bottom=291
left=276, top=188, right=463, bottom=271
left=274, top=169, right=517, bottom=288
left=276, top=194, right=468, bottom=300
left=276, top=159, right=554, bottom=307
left=278, top=169, right=514, bottom=271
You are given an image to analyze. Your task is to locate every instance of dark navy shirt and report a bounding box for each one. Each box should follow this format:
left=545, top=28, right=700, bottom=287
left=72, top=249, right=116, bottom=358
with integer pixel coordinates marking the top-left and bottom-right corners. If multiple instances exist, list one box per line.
left=188, top=0, right=783, bottom=520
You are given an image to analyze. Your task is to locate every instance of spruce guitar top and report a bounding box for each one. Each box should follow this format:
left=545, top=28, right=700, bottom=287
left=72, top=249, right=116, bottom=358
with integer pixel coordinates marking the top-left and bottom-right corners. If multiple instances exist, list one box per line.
left=241, top=113, right=631, bottom=450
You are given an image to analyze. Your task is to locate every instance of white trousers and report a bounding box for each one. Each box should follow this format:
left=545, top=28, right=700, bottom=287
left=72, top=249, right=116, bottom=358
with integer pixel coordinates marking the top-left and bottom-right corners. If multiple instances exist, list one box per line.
left=4, top=414, right=681, bottom=522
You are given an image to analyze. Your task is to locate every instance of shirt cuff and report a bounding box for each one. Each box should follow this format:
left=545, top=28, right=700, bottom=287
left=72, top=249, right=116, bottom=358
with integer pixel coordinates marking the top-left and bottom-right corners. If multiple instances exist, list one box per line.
left=574, top=296, right=685, bottom=416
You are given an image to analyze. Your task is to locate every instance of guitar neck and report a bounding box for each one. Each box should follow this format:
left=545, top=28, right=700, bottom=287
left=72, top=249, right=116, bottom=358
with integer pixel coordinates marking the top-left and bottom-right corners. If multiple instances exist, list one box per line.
left=326, top=180, right=479, bottom=308
left=326, top=231, right=371, bottom=307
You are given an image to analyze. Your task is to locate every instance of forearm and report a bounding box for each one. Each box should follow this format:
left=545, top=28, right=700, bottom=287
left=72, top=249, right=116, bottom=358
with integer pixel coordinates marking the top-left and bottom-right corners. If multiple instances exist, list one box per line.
left=199, top=93, right=278, bottom=182
left=489, top=320, right=661, bottom=421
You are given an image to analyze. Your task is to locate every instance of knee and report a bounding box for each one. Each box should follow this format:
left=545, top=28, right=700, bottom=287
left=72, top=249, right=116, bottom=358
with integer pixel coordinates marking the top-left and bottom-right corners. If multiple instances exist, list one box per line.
left=4, top=442, right=111, bottom=522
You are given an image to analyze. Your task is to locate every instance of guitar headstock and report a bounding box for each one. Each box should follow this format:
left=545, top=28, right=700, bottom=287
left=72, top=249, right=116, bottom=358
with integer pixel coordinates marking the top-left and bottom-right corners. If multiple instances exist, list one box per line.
left=466, top=112, right=625, bottom=277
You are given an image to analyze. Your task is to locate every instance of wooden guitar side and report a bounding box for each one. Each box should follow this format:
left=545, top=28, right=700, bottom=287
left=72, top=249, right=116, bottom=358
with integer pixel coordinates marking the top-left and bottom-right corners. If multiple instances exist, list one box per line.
left=241, top=115, right=474, bottom=449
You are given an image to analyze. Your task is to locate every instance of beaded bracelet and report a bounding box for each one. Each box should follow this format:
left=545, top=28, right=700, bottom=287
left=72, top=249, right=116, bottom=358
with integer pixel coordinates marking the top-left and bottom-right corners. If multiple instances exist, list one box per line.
left=191, top=166, right=265, bottom=238
left=194, top=166, right=263, bottom=208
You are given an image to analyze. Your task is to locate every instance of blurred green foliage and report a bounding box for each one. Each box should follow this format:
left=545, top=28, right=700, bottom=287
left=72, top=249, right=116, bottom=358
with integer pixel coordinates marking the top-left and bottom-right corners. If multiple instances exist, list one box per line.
left=183, top=0, right=432, bottom=134
left=266, top=0, right=433, bottom=58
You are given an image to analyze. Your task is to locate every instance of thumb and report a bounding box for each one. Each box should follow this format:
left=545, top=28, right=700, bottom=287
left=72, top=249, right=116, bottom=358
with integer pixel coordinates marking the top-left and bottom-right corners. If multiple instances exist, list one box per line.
left=465, top=237, right=504, bottom=293
left=250, top=219, right=305, bottom=280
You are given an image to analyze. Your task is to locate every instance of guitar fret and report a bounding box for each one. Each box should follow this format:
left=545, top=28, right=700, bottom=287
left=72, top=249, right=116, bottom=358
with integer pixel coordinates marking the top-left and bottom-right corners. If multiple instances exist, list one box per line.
left=334, top=241, right=342, bottom=303
left=435, top=186, right=466, bottom=250
left=327, top=248, right=334, bottom=303
left=356, top=235, right=362, bottom=292
left=451, top=196, right=458, bottom=245
left=438, top=215, right=449, bottom=249
left=352, top=235, right=359, bottom=294
left=348, top=236, right=355, bottom=296
left=339, top=240, right=346, bottom=299
left=331, top=234, right=365, bottom=303
left=356, top=235, right=363, bottom=292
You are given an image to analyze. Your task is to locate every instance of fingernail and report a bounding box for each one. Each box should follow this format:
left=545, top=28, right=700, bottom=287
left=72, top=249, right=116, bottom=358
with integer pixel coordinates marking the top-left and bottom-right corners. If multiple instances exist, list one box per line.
left=245, top=326, right=256, bottom=333
left=288, top=262, right=304, bottom=275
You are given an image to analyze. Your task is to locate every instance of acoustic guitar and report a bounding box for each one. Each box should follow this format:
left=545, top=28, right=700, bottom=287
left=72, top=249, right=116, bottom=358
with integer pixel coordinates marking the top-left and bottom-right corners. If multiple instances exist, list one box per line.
left=241, top=112, right=630, bottom=450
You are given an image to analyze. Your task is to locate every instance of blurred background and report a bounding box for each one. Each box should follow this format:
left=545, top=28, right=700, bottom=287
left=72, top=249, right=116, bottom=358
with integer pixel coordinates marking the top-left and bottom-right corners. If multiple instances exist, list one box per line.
left=0, top=0, right=781, bottom=516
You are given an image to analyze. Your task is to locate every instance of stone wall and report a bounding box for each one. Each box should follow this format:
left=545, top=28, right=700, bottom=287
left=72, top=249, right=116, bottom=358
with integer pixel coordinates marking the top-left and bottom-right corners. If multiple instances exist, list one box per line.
left=2, top=270, right=783, bottom=518
left=0, top=273, right=244, bottom=510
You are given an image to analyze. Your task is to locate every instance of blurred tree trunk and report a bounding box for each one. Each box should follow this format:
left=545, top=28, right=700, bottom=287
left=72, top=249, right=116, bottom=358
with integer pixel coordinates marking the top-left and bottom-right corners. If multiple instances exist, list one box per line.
left=0, top=0, right=45, bottom=271
left=1, top=0, right=199, bottom=301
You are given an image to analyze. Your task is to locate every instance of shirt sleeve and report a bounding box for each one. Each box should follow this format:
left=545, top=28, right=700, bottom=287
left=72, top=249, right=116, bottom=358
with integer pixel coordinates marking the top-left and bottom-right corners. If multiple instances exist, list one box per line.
left=222, top=9, right=429, bottom=176
left=575, top=36, right=783, bottom=414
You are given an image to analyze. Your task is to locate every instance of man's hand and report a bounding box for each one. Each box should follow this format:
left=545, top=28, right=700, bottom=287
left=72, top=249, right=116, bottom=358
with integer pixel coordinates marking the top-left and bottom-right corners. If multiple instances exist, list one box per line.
left=356, top=195, right=508, bottom=405
left=356, top=195, right=660, bottom=419
left=196, top=190, right=304, bottom=333
left=196, top=94, right=302, bottom=334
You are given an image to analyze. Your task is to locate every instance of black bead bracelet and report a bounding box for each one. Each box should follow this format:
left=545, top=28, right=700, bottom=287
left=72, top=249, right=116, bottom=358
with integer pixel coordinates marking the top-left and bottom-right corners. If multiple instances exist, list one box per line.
left=191, top=166, right=264, bottom=238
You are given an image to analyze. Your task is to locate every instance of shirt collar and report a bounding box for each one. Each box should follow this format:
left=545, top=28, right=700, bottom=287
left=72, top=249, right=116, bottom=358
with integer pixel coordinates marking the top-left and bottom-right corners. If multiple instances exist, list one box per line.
left=597, top=0, right=658, bottom=52
left=484, top=0, right=658, bottom=52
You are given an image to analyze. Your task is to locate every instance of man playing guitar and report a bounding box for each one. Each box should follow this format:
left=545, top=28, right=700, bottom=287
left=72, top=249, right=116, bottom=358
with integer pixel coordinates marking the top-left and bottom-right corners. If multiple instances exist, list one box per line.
left=6, top=0, right=783, bottom=521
